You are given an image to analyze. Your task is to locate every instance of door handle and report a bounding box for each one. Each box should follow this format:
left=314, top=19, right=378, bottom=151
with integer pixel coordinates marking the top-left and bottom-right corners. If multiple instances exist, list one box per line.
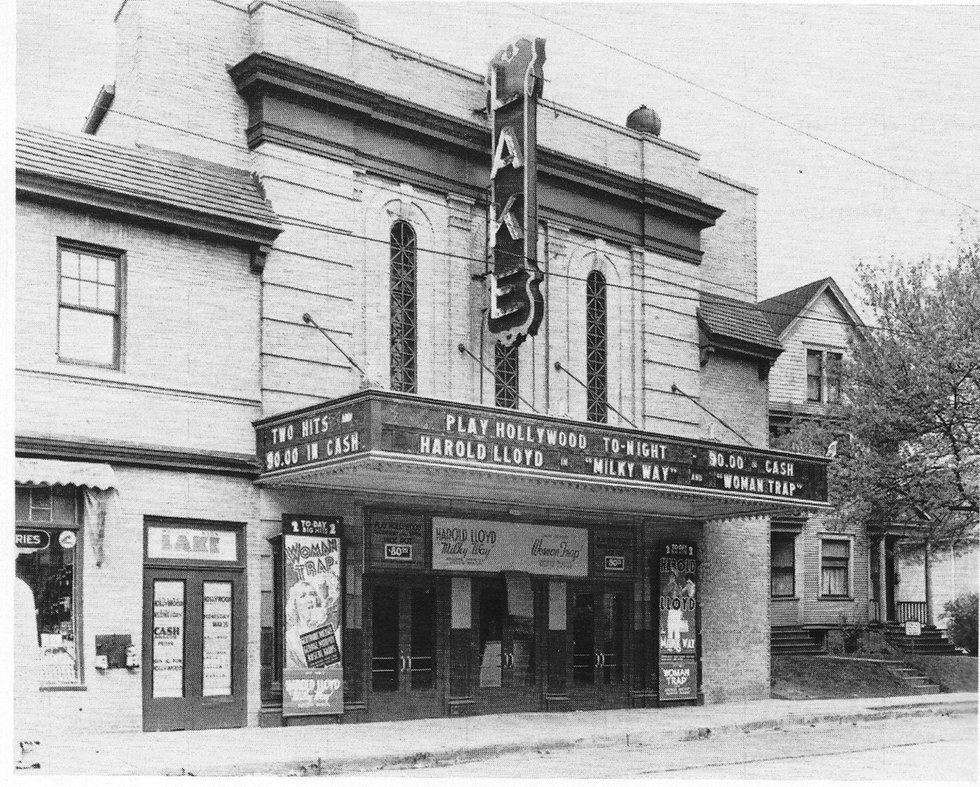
left=594, top=651, right=601, bottom=668
left=400, top=653, right=408, bottom=673
left=599, top=653, right=606, bottom=667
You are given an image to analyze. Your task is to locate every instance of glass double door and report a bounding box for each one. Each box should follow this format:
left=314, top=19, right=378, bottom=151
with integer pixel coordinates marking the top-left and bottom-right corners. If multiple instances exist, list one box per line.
left=568, top=584, right=629, bottom=708
left=367, top=578, right=444, bottom=720
left=142, top=568, right=246, bottom=731
left=472, top=576, right=540, bottom=714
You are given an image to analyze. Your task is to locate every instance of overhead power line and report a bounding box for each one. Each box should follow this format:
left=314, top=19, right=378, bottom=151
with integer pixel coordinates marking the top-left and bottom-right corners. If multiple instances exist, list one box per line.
left=507, top=2, right=979, bottom=214
left=84, top=106, right=919, bottom=337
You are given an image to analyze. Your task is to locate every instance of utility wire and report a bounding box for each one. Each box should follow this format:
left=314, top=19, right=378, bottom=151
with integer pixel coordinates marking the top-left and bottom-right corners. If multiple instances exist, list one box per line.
left=458, top=343, right=540, bottom=413
left=670, top=384, right=752, bottom=447
left=92, top=106, right=919, bottom=337
left=507, top=2, right=979, bottom=214
left=553, top=361, right=638, bottom=429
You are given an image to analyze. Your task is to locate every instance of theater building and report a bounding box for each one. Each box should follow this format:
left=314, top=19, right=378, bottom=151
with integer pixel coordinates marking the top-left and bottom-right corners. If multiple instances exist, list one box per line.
left=14, top=0, right=829, bottom=733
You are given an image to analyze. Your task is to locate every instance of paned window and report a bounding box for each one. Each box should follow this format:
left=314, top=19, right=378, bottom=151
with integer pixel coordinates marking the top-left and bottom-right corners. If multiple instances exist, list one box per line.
left=821, top=538, right=850, bottom=597
left=15, top=487, right=81, bottom=685
left=807, top=349, right=843, bottom=403
left=495, top=342, right=519, bottom=409
left=586, top=270, right=608, bottom=423
left=389, top=221, right=417, bottom=394
left=771, top=533, right=796, bottom=597
left=59, top=242, right=122, bottom=368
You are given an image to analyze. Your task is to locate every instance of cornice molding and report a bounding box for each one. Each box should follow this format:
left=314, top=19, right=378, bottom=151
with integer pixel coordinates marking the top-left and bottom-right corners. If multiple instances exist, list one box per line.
left=16, top=436, right=260, bottom=478
left=17, top=171, right=282, bottom=252
left=228, top=52, right=724, bottom=245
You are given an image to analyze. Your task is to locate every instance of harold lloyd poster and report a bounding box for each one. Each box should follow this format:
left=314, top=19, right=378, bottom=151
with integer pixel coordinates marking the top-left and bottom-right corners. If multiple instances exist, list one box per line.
left=658, top=541, right=699, bottom=701
left=282, top=515, right=344, bottom=716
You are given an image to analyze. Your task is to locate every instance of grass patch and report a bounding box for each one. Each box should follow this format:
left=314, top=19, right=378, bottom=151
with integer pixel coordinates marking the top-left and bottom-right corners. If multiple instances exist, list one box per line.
left=772, top=656, right=914, bottom=700
left=903, top=655, right=978, bottom=693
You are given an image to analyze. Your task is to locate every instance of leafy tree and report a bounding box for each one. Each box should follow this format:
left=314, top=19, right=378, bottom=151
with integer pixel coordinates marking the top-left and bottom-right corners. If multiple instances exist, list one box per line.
left=836, top=232, right=979, bottom=548
left=773, top=231, right=979, bottom=622
left=942, top=592, right=979, bottom=656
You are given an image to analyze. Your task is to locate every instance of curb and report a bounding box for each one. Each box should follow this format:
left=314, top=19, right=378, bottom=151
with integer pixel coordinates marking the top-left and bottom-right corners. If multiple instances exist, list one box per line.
left=194, top=699, right=979, bottom=777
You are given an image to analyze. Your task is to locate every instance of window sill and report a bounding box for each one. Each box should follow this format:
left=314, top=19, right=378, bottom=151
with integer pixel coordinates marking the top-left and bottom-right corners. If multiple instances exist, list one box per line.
left=40, top=684, right=87, bottom=692
left=771, top=595, right=799, bottom=601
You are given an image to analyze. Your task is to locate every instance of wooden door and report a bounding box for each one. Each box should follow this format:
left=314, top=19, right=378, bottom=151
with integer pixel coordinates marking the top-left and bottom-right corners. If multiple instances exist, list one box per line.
left=366, top=578, right=445, bottom=720
left=142, top=568, right=246, bottom=731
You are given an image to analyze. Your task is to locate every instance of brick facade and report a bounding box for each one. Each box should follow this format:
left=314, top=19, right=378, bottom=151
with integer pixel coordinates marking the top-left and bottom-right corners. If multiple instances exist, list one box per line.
left=15, top=0, right=822, bottom=733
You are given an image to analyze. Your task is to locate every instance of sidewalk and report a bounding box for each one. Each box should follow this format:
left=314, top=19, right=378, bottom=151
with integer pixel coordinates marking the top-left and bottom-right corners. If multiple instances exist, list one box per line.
left=18, top=692, right=978, bottom=776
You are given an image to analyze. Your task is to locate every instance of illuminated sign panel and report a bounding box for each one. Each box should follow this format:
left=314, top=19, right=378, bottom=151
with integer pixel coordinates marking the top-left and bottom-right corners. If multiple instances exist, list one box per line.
left=255, top=393, right=829, bottom=505
left=486, top=37, right=546, bottom=347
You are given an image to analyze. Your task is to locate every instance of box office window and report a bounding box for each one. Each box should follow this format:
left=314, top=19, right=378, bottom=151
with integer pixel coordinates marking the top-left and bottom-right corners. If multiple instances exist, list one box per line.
left=771, top=533, right=796, bottom=597
left=58, top=242, right=123, bottom=369
left=15, top=487, right=82, bottom=685
left=821, top=538, right=851, bottom=597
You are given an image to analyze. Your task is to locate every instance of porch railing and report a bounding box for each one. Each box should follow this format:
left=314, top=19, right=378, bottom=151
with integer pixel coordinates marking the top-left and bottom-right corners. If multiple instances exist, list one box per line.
left=896, top=601, right=928, bottom=625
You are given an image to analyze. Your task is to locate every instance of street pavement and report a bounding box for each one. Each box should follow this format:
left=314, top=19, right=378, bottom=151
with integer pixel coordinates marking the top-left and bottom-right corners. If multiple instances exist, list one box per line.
left=12, top=691, right=978, bottom=777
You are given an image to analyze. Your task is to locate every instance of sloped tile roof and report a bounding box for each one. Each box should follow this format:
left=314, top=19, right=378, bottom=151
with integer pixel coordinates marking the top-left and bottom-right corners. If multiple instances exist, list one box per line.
left=16, top=126, right=281, bottom=237
left=758, top=278, right=834, bottom=338
left=698, top=293, right=783, bottom=355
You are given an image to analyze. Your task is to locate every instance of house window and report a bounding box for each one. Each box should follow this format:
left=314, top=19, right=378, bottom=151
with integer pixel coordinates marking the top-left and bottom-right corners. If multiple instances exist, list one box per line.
left=389, top=221, right=417, bottom=394
left=821, top=538, right=851, bottom=597
left=495, top=342, right=519, bottom=409
left=586, top=270, right=608, bottom=423
left=771, top=533, right=796, bottom=597
left=58, top=242, right=122, bottom=368
left=15, top=486, right=81, bottom=685
left=806, top=349, right=843, bottom=403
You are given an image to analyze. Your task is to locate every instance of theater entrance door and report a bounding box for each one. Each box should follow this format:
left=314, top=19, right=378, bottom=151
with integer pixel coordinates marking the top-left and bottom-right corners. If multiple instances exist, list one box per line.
left=566, top=583, right=630, bottom=710
left=471, top=575, right=543, bottom=715
left=365, top=577, right=447, bottom=721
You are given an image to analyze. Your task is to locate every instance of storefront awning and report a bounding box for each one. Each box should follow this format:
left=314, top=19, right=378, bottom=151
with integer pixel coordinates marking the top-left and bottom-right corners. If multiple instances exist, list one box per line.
left=253, top=390, right=831, bottom=521
left=15, top=458, right=116, bottom=490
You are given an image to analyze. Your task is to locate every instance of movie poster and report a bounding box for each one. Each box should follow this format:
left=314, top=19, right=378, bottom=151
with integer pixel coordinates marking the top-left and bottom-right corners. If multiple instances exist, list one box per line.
left=657, top=541, right=699, bottom=702
left=282, top=515, right=344, bottom=716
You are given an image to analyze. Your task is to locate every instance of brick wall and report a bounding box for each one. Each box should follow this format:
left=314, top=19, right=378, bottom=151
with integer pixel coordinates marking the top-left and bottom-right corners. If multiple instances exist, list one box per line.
left=15, top=200, right=261, bottom=454
left=699, top=352, right=769, bottom=447
left=699, top=515, right=770, bottom=703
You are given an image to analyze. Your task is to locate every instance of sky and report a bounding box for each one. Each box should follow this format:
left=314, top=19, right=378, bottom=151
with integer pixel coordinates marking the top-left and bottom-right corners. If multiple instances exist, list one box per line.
left=13, top=1, right=980, bottom=304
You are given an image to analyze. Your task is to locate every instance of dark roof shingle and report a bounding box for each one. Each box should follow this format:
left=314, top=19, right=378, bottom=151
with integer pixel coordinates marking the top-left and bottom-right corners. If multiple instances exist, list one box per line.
left=758, top=278, right=834, bottom=337
left=698, top=293, right=783, bottom=356
left=16, top=127, right=281, bottom=237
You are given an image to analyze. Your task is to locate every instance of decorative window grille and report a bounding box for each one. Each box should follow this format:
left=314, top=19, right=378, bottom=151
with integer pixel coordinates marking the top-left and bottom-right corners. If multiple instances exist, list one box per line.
left=389, top=221, right=418, bottom=393
left=495, top=342, right=519, bottom=409
left=586, top=270, right=608, bottom=423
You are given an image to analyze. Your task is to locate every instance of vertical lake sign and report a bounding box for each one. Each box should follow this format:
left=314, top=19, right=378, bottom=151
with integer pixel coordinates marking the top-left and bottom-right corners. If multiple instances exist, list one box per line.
left=486, top=36, right=546, bottom=347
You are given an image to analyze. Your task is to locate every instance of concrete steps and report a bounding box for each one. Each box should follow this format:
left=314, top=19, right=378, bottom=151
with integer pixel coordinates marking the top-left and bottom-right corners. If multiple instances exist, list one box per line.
left=876, top=625, right=960, bottom=656
left=771, top=627, right=826, bottom=656
left=885, top=664, right=943, bottom=694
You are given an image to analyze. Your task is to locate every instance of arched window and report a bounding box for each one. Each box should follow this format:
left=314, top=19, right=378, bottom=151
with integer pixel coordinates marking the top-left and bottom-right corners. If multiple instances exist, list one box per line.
left=390, top=221, right=417, bottom=393
left=586, top=270, right=608, bottom=423
left=495, top=342, right=519, bottom=409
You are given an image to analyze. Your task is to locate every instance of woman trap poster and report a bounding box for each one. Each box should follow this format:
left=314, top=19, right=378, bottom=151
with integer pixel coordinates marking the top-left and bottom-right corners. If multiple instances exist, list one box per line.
left=282, top=515, right=343, bottom=716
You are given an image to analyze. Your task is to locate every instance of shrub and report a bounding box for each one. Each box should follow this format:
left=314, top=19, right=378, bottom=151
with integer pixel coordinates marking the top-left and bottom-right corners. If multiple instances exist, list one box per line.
left=941, top=592, right=978, bottom=656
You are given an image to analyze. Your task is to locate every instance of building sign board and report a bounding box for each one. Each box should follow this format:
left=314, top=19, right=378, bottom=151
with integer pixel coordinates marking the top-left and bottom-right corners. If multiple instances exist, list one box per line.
left=432, top=518, right=587, bottom=576
left=486, top=37, right=546, bottom=346
left=366, top=512, right=428, bottom=571
left=146, top=526, right=239, bottom=562
left=257, top=394, right=828, bottom=504
left=658, top=541, right=699, bottom=702
left=281, top=514, right=344, bottom=716
left=593, top=527, right=635, bottom=575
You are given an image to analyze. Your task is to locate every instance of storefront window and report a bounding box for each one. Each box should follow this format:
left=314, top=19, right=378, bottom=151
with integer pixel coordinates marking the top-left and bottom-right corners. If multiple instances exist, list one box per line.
left=16, top=487, right=81, bottom=685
